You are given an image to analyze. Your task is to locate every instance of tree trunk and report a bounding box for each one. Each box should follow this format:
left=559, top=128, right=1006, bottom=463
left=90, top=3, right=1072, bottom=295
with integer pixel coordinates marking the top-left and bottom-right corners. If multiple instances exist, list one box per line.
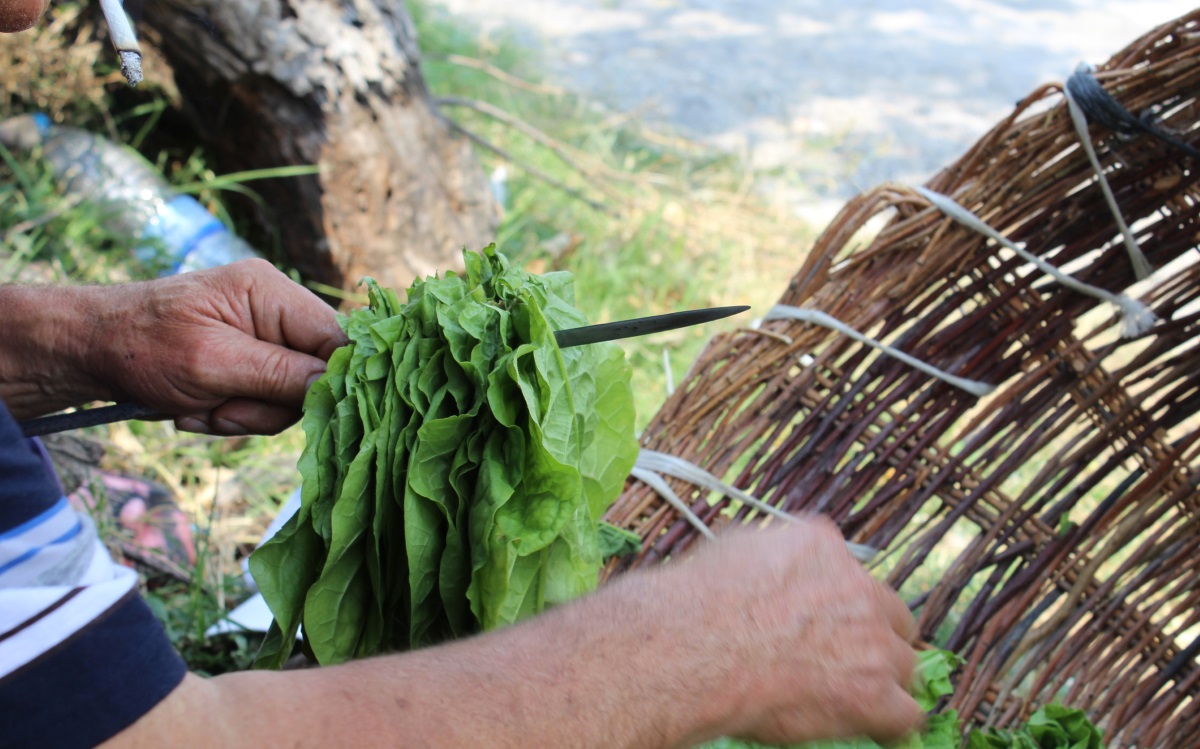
left=141, top=0, right=496, bottom=293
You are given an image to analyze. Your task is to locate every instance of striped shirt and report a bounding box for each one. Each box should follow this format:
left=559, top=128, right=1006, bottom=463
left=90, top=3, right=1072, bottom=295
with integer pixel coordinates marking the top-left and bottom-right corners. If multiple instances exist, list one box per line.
left=0, top=402, right=186, bottom=748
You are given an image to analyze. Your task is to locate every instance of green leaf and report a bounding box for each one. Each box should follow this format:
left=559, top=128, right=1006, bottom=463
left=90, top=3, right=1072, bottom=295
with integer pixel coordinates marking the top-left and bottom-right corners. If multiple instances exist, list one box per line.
left=323, top=430, right=377, bottom=569
left=1026, top=704, right=1103, bottom=749
left=919, top=711, right=962, bottom=749
left=580, top=343, right=638, bottom=520
left=249, top=512, right=323, bottom=669
left=598, top=522, right=642, bottom=561
left=912, top=649, right=962, bottom=712
left=302, top=545, right=370, bottom=665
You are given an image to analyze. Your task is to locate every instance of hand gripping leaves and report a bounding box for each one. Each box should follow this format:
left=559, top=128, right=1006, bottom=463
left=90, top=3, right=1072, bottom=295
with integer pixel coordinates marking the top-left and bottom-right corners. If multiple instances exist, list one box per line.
left=700, top=650, right=1104, bottom=749
left=251, top=246, right=639, bottom=667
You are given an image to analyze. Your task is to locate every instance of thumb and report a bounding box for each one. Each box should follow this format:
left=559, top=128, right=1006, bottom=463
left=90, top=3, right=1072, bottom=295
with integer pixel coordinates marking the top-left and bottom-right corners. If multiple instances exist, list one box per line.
left=216, top=338, right=327, bottom=407
left=865, top=687, right=926, bottom=745
left=177, top=399, right=305, bottom=436
left=0, top=0, right=49, bottom=33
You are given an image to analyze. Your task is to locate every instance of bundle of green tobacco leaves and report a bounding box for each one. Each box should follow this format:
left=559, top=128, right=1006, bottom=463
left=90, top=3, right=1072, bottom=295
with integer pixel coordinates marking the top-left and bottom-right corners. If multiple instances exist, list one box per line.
left=251, top=246, right=639, bottom=667
left=700, top=650, right=1103, bottom=749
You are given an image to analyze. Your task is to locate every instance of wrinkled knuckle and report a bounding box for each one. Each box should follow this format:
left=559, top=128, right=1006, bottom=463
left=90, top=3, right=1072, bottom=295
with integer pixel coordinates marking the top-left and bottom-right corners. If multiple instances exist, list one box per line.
left=260, top=349, right=296, bottom=400
left=842, top=680, right=879, bottom=715
left=179, top=345, right=213, bottom=387
left=227, top=258, right=278, bottom=291
left=858, top=654, right=889, bottom=680
left=239, top=257, right=276, bottom=276
left=863, top=670, right=895, bottom=703
left=875, top=626, right=902, bottom=653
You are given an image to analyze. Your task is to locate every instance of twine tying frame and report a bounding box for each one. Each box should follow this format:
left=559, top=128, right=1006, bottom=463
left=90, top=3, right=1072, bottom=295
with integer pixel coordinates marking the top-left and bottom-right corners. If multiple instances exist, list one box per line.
left=764, top=305, right=996, bottom=397
left=915, top=186, right=1158, bottom=338
left=1063, top=64, right=1154, bottom=281
left=631, top=450, right=878, bottom=562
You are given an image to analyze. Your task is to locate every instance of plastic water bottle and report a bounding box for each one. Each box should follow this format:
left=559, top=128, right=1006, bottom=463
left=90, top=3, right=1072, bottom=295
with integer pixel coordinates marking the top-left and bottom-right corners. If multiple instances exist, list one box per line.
left=0, top=113, right=262, bottom=274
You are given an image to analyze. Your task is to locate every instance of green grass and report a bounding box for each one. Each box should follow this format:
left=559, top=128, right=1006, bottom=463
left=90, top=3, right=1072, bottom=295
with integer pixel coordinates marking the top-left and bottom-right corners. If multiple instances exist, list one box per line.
left=0, top=144, right=162, bottom=282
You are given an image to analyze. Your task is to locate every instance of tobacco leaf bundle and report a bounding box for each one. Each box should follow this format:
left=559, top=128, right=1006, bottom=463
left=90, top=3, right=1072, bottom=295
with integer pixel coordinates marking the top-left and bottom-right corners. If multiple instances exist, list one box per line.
left=252, top=246, right=638, bottom=667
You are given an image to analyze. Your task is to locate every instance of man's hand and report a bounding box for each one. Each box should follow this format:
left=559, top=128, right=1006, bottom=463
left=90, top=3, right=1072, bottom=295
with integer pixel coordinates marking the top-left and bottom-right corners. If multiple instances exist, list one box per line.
left=91, top=260, right=348, bottom=435
left=659, top=519, right=923, bottom=746
left=0, top=260, right=347, bottom=435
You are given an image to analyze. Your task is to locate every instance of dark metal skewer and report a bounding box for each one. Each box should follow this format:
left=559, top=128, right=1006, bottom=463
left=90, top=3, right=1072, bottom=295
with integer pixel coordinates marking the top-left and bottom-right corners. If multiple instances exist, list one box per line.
left=20, top=402, right=163, bottom=437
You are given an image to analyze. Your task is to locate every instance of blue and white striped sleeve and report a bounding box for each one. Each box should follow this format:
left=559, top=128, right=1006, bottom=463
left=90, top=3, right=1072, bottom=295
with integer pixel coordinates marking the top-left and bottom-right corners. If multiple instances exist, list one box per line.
left=0, top=402, right=187, bottom=749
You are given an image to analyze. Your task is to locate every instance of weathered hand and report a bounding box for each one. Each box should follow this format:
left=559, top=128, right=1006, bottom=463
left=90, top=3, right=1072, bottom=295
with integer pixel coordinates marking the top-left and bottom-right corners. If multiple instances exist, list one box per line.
left=0, top=260, right=345, bottom=433
left=631, top=518, right=923, bottom=746
left=87, top=259, right=347, bottom=435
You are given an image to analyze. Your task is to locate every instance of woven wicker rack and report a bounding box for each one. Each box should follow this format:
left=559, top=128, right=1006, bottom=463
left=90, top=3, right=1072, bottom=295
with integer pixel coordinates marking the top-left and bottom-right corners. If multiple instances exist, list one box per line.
left=603, top=10, right=1200, bottom=747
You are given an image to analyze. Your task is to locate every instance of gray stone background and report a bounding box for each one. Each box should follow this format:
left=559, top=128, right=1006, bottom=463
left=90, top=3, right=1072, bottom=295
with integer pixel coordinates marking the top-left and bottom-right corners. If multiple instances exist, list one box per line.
left=434, top=0, right=1197, bottom=218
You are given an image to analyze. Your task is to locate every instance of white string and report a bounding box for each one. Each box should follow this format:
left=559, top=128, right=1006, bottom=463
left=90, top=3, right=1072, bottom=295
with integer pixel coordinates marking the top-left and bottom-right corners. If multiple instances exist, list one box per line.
left=764, top=305, right=996, bottom=398
left=916, top=186, right=1157, bottom=338
left=1064, top=63, right=1154, bottom=281
left=628, top=467, right=715, bottom=540
left=632, top=450, right=877, bottom=562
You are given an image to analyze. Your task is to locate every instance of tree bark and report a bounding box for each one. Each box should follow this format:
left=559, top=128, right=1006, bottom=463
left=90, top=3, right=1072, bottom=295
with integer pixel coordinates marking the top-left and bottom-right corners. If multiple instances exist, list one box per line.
left=142, top=0, right=496, bottom=293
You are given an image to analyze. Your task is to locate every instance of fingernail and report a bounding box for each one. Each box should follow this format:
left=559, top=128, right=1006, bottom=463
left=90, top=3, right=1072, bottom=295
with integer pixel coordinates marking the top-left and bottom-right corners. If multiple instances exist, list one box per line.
left=214, top=418, right=250, bottom=436
left=305, top=371, right=326, bottom=390
left=177, top=417, right=210, bottom=434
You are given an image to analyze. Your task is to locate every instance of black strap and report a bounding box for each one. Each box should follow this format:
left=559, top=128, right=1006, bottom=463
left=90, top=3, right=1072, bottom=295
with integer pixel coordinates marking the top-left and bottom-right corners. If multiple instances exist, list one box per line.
left=1066, top=64, right=1200, bottom=161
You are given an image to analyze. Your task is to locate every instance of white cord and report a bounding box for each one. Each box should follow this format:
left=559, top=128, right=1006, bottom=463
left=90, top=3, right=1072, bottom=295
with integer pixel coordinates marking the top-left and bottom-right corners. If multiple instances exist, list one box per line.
left=629, top=467, right=715, bottom=540
left=663, top=349, right=675, bottom=396
left=916, top=186, right=1157, bottom=338
left=632, top=450, right=877, bottom=562
left=764, top=305, right=996, bottom=398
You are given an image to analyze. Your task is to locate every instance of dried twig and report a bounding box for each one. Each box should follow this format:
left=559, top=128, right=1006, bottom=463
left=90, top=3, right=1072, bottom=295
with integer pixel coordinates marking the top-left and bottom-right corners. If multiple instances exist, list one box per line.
left=435, top=95, right=626, bottom=202
left=443, top=119, right=606, bottom=213
left=428, top=54, right=566, bottom=96
left=435, top=96, right=673, bottom=194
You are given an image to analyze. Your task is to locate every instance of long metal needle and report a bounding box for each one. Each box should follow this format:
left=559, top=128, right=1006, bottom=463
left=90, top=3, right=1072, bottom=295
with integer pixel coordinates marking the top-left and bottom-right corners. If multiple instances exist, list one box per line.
left=98, top=0, right=143, bottom=86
